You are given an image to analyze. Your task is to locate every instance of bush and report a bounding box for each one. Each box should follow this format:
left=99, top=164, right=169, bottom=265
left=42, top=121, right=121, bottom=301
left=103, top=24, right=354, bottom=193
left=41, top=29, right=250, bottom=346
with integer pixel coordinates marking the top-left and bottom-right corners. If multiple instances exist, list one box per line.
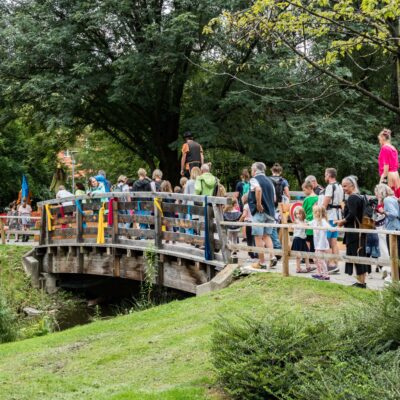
left=212, top=314, right=336, bottom=399
left=0, top=293, right=17, bottom=343
left=212, top=284, right=400, bottom=400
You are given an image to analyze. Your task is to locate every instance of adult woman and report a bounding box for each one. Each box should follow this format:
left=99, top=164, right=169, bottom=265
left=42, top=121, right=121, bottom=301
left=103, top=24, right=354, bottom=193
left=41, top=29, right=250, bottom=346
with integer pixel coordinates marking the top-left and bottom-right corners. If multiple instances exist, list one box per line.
left=87, top=177, right=106, bottom=204
left=336, top=176, right=370, bottom=288
left=378, top=128, right=400, bottom=197
left=18, top=198, right=32, bottom=242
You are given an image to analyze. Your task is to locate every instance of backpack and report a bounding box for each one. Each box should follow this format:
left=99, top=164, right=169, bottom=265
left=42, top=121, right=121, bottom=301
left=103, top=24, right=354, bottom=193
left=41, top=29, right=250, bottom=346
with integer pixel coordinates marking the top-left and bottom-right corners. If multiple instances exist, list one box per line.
left=242, top=181, right=250, bottom=196
left=270, top=176, right=284, bottom=206
left=213, top=178, right=225, bottom=197
left=358, top=194, right=375, bottom=230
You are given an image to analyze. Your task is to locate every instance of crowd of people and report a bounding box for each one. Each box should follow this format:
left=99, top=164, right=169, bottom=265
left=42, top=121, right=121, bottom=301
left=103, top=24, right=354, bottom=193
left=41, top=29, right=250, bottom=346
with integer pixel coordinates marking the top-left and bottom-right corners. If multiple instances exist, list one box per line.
left=6, top=128, right=400, bottom=289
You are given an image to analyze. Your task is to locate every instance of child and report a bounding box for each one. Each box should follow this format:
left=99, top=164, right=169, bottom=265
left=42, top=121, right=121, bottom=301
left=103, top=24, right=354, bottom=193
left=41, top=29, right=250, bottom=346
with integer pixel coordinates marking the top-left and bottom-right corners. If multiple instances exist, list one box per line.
left=223, top=197, right=242, bottom=256
left=239, top=194, right=256, bottom=259
left=310, top=205, right=330, bottom=280
left=291, top=208, right=312, bottom=273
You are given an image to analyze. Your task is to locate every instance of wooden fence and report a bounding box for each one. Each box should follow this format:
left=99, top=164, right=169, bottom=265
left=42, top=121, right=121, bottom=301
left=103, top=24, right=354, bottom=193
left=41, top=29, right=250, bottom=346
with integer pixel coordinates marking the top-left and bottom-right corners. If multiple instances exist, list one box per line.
left=219, top=221, right=400, bottom=282
left=36, top=192, right=231, bottom=263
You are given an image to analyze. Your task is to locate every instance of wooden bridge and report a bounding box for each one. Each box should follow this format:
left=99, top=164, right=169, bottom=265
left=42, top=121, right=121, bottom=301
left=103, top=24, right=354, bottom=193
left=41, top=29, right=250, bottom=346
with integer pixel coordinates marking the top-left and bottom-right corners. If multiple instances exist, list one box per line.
left=23, top=192, right=233, bottom=295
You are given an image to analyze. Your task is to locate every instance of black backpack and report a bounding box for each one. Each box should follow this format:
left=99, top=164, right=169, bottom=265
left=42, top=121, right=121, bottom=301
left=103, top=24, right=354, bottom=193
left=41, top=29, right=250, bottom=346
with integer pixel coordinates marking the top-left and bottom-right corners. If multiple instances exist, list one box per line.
left=357, top=194, right=375, bottom=229
left=269, top=176, right=284, bottom=206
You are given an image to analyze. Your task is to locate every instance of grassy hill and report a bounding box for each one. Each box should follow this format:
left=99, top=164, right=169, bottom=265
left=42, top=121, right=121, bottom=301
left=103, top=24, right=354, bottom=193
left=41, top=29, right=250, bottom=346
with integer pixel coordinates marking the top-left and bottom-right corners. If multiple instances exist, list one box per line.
left=0, top=247, right=375, bottom=400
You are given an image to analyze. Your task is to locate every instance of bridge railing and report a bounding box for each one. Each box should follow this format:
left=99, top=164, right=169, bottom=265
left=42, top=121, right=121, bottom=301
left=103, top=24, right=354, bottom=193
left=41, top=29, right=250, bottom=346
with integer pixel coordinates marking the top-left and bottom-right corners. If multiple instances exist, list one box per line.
left=219, top=221, right=400, bottom=281
left=36, top=192, right=231, bottom=263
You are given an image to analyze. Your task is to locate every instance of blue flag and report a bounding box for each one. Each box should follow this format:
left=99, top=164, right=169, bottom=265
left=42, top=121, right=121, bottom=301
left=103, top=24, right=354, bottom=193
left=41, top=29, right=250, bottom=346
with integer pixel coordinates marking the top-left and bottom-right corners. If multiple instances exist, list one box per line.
left=22, top=175, right=29, bottom=199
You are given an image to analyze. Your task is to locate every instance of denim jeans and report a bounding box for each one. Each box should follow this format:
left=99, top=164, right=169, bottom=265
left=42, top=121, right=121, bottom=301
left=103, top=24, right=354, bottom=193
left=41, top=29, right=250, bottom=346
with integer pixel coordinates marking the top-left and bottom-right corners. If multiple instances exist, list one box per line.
left=271, top=228, right=282, bottom=249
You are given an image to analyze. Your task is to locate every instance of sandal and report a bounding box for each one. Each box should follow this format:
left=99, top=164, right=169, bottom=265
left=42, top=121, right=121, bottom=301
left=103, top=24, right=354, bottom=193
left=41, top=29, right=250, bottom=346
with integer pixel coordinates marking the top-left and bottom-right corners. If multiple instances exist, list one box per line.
left=296, top=269, right=308, bottom=273
left=306, top=266, right=317, bottom=272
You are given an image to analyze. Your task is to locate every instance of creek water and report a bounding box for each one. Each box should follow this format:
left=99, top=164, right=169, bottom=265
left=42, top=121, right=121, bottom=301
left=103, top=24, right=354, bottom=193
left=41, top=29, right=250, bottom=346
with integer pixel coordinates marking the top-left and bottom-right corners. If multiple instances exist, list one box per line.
left=54, top=275, right=191, bottom=331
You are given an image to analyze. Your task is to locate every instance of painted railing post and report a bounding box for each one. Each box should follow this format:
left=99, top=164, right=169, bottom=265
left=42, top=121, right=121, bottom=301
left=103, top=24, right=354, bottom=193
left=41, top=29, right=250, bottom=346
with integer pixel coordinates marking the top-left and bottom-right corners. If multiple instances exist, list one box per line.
left=76, top=203, right=83, bottom=244
left=282, top=226, right=290, bottom=277
left=206, top=202, right=215, bottom=260
left=389, top=234, right=399, bottom=282
left=212, top=203, right=230, bottom=263
left=39, top=206, right=46, bottom=246
left=154, top=197, right=163, bottom=249
left=112, top=199, right=119, bottom=245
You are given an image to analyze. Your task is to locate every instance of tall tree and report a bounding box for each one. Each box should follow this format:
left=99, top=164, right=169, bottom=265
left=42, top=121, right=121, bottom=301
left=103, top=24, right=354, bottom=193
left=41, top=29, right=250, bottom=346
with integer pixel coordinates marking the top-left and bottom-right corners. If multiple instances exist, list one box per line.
left=0, top=0, right=247, bottom=182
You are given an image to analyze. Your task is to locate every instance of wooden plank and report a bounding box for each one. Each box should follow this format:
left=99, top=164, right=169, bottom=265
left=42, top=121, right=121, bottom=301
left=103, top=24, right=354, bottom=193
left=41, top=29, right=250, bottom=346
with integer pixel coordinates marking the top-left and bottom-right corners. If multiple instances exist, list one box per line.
left=38, top=191, right=230, bottom=207
left=39, top=207, right=46, bottom=246
left=162, top=203, right=205, bottom=216
left=117, top=214, right=154, bottom=224
left=161, top=217, right=205, bottom=231
left=117, top=201, right=154, bottom=212
left=212, top=204, right=230, bottom=263
left=281, top=227, right=290, bottom=277
left=118, top=228, right=155, bottom=239
left=76, top=208, right=83, bottom=244
left=0, top=220, right=5, bottom=245
left=154, top=199, right=162, bottom=249
left=390, top=234, right=399, bottom=282
left=206, top=204, right=215, bottom=260
left=112, top=200, right=119, bottom=244
left=162, top=231, right=204, bottom=246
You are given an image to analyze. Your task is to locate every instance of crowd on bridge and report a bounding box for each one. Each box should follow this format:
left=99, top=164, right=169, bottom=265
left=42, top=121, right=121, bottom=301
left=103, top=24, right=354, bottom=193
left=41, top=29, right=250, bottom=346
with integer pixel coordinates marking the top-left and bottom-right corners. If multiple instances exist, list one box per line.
left=6, top=129, right=400, bottom=289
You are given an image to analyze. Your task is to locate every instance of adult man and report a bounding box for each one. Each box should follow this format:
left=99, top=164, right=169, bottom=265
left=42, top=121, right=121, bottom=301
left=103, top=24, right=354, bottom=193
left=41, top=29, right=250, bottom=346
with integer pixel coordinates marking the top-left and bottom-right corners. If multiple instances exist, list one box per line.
left=195, top=164, right=217, bottom=196
left=180, top=131, right=204, bottom=178
left=305, top=175, right=324, bottom=195
left=248, top=162, right=276, bottom=269
left=234, top=168, right=250, bottom=211
left=322, top=168, right=344, bottom=273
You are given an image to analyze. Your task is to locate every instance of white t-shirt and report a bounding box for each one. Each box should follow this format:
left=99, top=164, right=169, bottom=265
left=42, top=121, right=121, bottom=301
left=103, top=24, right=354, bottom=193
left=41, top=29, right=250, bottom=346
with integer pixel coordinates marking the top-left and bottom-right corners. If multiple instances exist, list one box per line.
left=310, top=219, right=330, bottom=250
left=243, top=204, right=252, bottom=222
left=324, top=183, right=343, bottom=220
left=293, top=220, right=306, bottom=239
left=56, top=189, right=74, bottom=206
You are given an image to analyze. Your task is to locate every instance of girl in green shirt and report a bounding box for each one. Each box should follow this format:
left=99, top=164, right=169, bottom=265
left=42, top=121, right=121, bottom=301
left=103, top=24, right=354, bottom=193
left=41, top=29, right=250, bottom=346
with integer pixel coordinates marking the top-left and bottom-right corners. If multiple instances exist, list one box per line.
left=302, top=181, right=319, bottom=253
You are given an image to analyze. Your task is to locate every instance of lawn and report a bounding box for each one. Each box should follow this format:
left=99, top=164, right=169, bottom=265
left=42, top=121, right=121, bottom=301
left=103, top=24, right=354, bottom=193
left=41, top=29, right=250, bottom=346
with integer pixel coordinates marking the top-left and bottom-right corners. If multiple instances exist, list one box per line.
left=0, top=247, right=375, bottom=400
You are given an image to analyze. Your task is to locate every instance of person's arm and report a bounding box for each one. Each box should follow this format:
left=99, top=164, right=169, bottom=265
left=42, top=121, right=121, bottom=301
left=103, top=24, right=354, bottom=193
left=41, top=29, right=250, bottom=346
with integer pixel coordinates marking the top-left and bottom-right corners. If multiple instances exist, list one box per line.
left=283, top=180, right=290, bottom=199
left=181, top=153, right=186, bottom=176
left=337, top=195, right=358, bottom=226
left=200, top=146, right=204, bottom=165
left=194, top=178, right=201, bottom=195
left=380, top=164, right=389, bottom=183
left=255, top=187, right=263, bottom=212
left=384, top=197, right=398, bottom=221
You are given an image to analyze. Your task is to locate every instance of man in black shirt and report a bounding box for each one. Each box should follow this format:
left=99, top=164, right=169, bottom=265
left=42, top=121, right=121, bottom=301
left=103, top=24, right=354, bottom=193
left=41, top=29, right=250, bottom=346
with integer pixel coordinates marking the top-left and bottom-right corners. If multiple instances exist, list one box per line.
left=180, top=131, right=204, bottom=178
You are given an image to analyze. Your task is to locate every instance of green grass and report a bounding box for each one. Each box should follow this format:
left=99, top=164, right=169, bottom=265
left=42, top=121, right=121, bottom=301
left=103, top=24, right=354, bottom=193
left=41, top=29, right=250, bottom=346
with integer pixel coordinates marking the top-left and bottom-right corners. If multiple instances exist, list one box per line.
left=0, top=246, right=376, bottom=400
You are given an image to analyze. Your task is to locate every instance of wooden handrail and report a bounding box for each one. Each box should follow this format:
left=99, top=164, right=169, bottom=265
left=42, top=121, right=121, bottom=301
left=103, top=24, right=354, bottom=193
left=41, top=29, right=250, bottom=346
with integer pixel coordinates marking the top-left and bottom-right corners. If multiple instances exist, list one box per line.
left=37, top=192, right=230, bottom=206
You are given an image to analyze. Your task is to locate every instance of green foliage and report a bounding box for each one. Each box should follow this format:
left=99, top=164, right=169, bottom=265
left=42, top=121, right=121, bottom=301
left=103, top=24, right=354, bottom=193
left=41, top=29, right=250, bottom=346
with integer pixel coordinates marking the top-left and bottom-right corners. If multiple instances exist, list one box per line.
left=141, top=244, right=159, bottom=305
left=0, top=293, right=17, bottom=344
left=212, top=283, right=400, bottom=399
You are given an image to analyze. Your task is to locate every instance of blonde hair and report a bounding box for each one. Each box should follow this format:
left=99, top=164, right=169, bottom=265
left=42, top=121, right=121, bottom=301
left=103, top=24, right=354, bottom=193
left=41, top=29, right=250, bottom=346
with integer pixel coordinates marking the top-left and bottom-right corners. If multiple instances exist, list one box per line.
left=180, top=177, right=188, bottom=187
left=294, top=208, right=306, bottom=221
left=312, top=205, right=327, bottom=223
left=375, top=183, right=394, bottom=199
left=379, top=128, right=392, bottom=141
left=302, top=181, right=313, bottom=191
left=190, top=167, right=201, bottom=180
left=137, top=168, right=147, bottom=178
left=160, top=180, right=173, bottom=193
left=223, top=196, right=237, bottom=212
left=152, top=169, right=163, bottom=180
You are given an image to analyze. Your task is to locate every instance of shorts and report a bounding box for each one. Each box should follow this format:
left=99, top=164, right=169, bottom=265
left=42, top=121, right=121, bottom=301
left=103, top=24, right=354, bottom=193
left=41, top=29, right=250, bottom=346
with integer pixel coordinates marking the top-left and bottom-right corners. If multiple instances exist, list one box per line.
left=252, top=212, right=274, bottom=237
left=327, top=220, right=338, bottom=239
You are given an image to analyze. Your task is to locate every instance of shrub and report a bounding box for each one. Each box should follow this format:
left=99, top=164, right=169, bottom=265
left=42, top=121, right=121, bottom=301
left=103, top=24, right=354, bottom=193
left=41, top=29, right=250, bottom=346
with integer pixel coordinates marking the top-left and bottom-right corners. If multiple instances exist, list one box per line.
left=0, top=293, right=17, bottom=343
left=211, top=314, right=335, bottom=399
left=212, top=284, right=400, bottom=400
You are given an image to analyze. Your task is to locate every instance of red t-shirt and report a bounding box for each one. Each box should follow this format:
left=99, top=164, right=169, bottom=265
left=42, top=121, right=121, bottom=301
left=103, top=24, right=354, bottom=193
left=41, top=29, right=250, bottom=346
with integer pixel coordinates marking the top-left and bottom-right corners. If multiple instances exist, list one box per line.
left=378, top=144, right=399, bottom=176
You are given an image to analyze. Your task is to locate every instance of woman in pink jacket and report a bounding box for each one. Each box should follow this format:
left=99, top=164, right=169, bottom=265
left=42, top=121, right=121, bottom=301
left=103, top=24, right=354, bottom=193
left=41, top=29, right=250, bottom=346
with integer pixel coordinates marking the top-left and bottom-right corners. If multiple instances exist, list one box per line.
left=378, top=128, right=400, bottom=197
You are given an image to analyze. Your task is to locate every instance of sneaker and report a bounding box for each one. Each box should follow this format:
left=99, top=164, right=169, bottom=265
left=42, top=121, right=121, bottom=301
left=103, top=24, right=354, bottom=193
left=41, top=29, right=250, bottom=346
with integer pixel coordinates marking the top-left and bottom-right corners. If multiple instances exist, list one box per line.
left=312, top=274, right=322, bottom=279
left=382, top=270, right=388, bottom=280
left=320, top=276, right=330, bottom=280
left=327, top=265, right=340, bottom=275
left=270, top=257, right=278, bottom=268
left=260, top=264, right=268, bottom=270
left=352, top=282, right=367, bottom=288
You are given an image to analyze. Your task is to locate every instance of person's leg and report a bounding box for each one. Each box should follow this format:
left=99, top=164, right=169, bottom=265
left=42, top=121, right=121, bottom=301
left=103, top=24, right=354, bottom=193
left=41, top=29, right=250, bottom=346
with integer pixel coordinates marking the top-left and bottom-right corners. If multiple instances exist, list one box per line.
left=263, top=233, right=273, bottom=266
left=246, top=225, right=256, bottom=258
left=254, top=235, right=265, bottom=265
left=296, top=256, right=301, bottom=272
left=271, top=228, right=281, bottom=249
